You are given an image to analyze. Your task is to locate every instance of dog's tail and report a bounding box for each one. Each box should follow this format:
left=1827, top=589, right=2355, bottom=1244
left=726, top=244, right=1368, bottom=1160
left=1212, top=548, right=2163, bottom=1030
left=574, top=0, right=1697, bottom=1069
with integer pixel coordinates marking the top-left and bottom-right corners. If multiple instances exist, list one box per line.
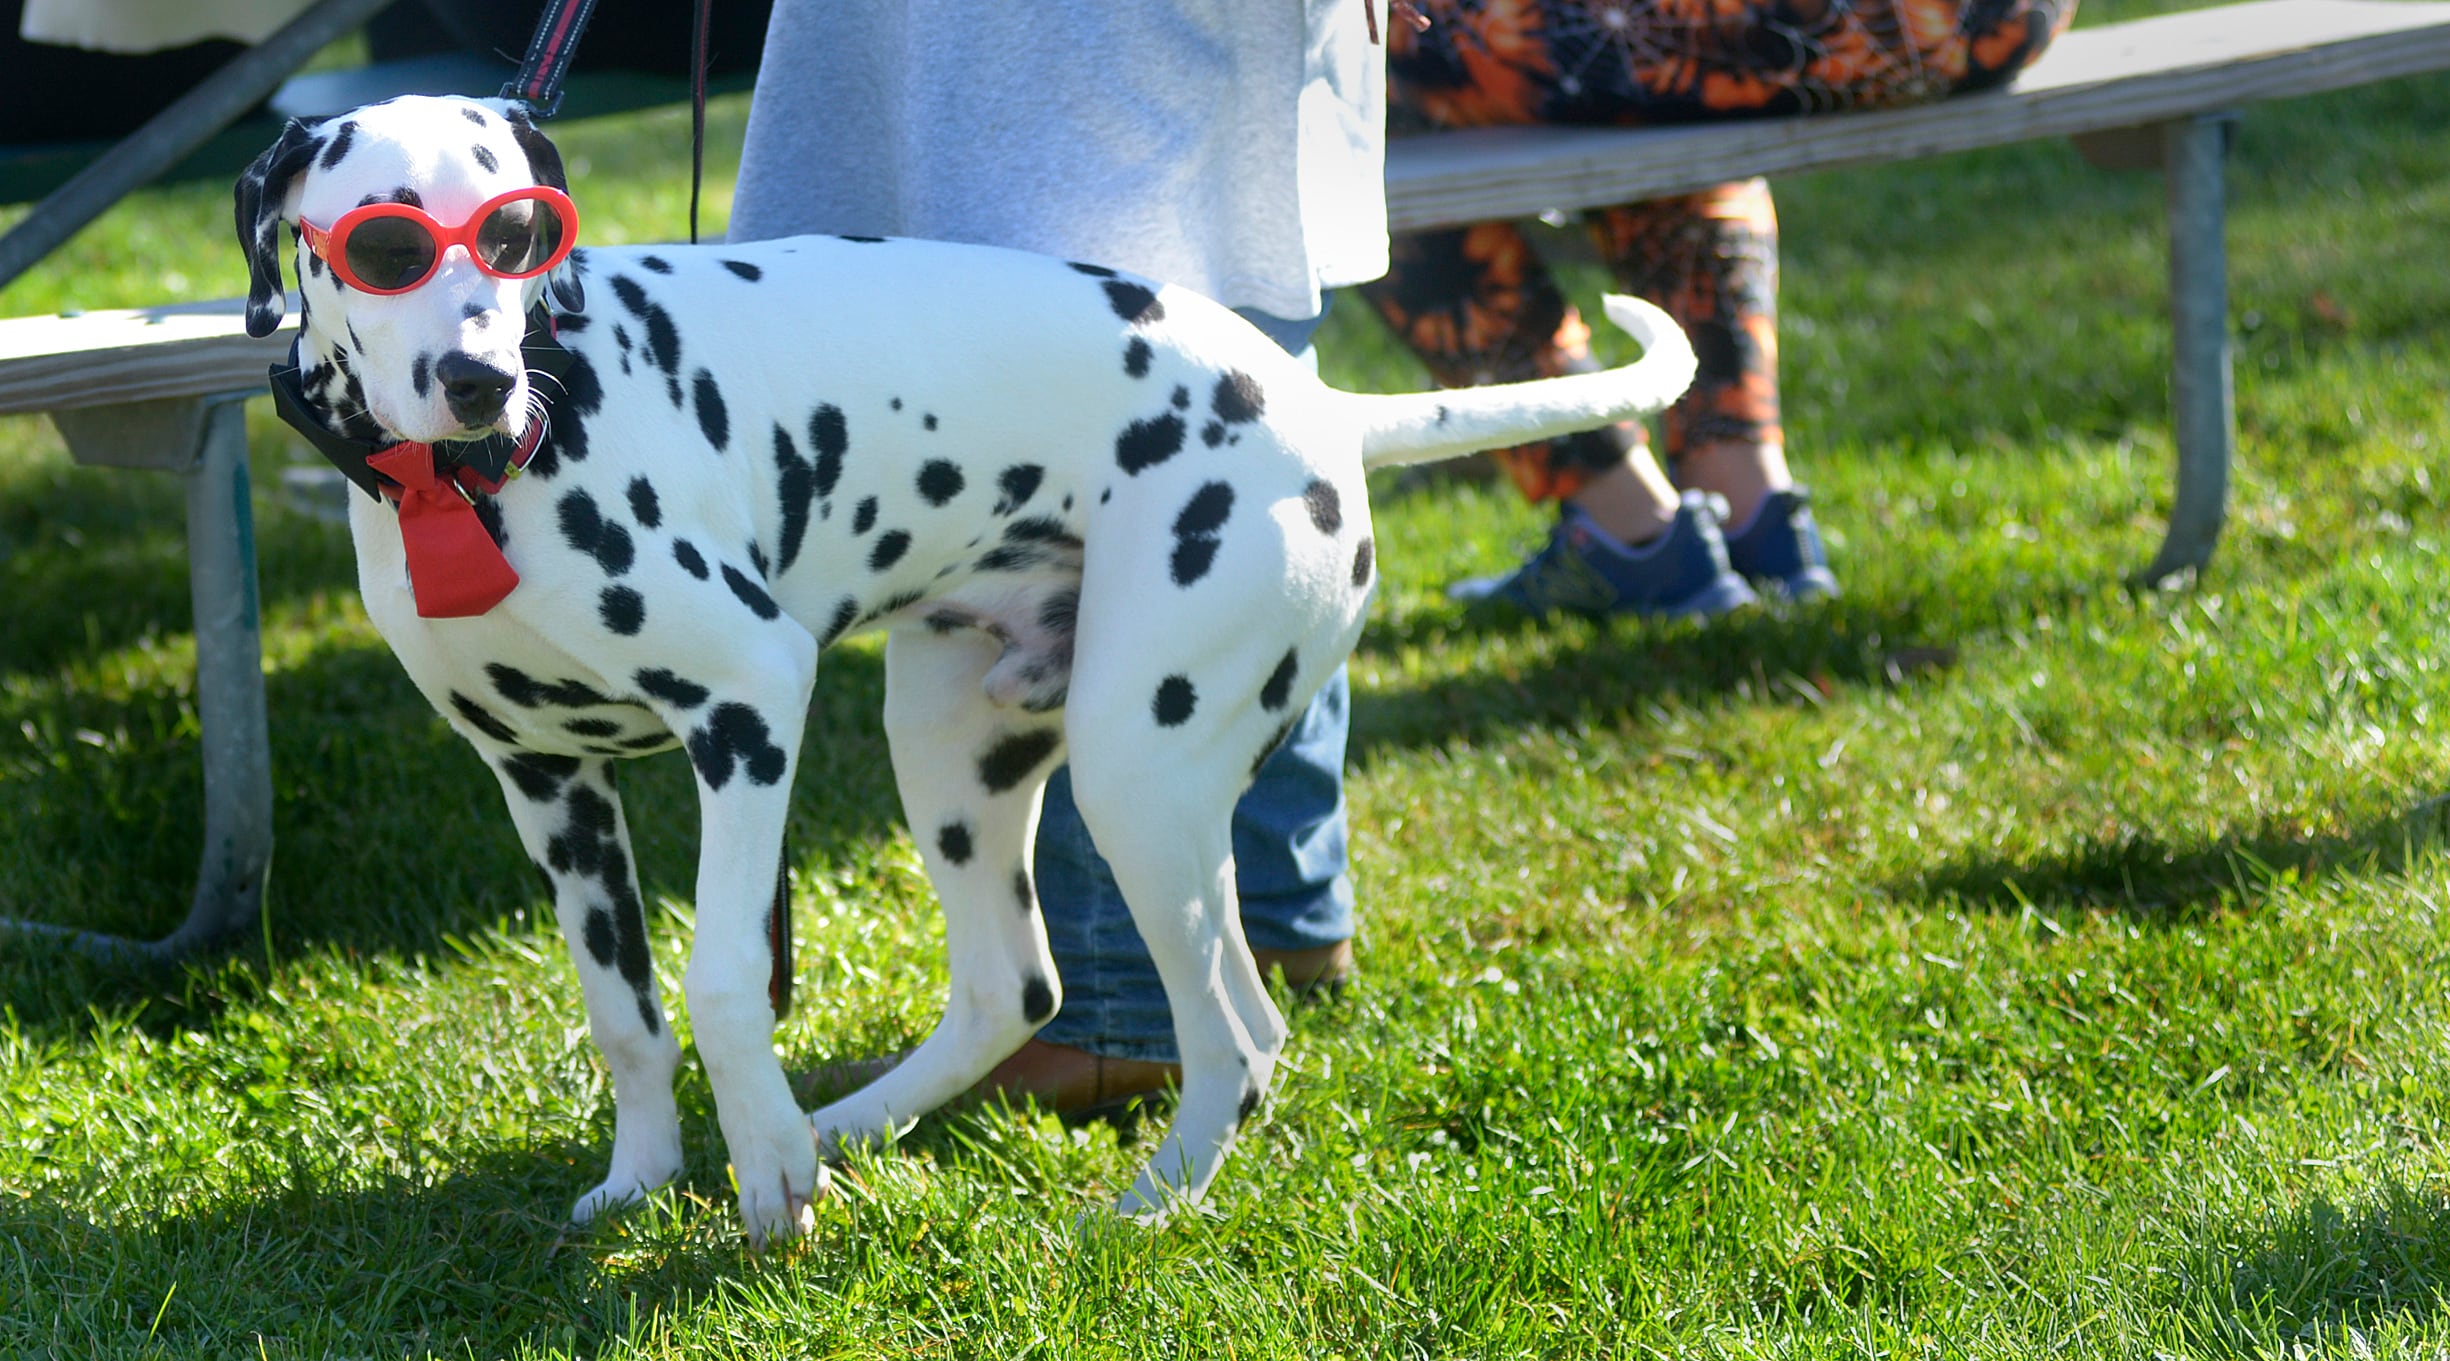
left=1350, top=294, right=1696, bottom=471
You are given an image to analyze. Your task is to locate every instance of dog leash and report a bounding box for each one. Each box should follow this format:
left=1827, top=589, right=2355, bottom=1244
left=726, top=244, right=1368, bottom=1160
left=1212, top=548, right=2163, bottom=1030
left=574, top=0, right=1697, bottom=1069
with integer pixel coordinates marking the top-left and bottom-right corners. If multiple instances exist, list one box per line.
left=500, top=0, right=601, bottom=118
left=502, top=0, right=717, bottom=245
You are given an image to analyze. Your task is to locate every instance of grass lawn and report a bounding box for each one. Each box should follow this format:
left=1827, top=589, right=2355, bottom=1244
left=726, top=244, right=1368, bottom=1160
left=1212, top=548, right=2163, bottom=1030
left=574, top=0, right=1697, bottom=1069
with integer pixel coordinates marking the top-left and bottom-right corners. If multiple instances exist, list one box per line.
left=6, top=18, right=2450, bottom=1360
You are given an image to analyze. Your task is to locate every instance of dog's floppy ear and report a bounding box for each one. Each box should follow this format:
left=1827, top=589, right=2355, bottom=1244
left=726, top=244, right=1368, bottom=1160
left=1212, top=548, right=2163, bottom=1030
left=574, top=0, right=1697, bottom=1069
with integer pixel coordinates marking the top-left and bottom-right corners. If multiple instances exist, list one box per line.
left=504, top=106, right=586, bottom=312
left=234, top=117, right=326, bottom=338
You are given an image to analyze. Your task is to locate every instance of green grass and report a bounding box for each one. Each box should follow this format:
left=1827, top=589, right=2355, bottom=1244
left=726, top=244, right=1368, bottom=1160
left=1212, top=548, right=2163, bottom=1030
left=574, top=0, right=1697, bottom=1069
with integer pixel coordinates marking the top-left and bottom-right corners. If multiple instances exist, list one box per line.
left=8, top=43, right=2450, bottom=1361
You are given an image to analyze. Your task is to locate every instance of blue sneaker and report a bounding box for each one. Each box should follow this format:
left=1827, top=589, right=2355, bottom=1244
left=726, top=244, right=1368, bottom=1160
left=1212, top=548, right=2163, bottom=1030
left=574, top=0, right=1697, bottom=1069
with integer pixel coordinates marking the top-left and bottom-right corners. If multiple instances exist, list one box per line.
left=1450, top=491, right=1757, bottom=620
left=1722, top=486, right=1840, bottom=602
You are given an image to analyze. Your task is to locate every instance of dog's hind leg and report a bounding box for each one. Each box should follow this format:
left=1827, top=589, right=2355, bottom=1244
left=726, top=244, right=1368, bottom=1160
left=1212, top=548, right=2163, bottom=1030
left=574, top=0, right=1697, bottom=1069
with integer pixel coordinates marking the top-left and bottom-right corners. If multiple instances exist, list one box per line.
left=807, top=625, right=1068, bottom=1155
left=487, top=753, right=685, bottom=1223
left=1063, top=721, right=1288, bottom=1221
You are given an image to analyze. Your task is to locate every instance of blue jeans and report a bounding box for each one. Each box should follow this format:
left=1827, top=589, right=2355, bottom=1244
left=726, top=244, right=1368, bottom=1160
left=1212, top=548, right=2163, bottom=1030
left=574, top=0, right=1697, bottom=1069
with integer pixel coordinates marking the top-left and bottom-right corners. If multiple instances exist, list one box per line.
left=1032, top=304, right=1355, bottom=1064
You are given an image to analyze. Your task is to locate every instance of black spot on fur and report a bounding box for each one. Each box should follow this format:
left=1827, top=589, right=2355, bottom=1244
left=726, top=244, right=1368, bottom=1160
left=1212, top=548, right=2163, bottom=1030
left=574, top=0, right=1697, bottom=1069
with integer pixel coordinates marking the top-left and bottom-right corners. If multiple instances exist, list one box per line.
left=1039, top=589, right=1078, bottom=636
left=501, top=751, right=581, bottom=802
left=1201, top=420, right=1226, bottom=448
left=1014, top=869, right=1036, bottom=915
left=938, top=821, right=974, bottom=866
left=600, top=585, right=646, bottom=635
left=1153, top=676, right=1197, bottom=727
left=1124, top=338, right=1153, bottom=378
left=1116, top=413, right=1186, bottom=475
left=1252, top=718, right=1299, bottom=777
left=1237, top=1085, right=1262, bottom=1127
left=1214, top=371, right=1266, bottom=425
left=1170, top=481, right=1234, bottom=587
left=1260, top=650, right=1299, bottom=711
left=1068, top=262, right=1116, bottom=278
left=723, top=563, right=781, bottom=619
left=472, top=495, right=508, bottom=550
left=471, top=143, right=499, bottom=174
left=772, top=426, right=815, bottom=573
left=558, top=489, right=634, bottom=576
left=1021, top=974, right=1056, bottom=1025
left=687, top=702, right=788, bottom=790
left=839, top=235, right=886, bottom=244
left=852, top=497, right=878, bottom=535
left=977, top=729, right=1060, bottom=794
left=317, top=121, right=355, bottom=169
left=916, top=459, right=965, bottom=506
left=809, top=405, right=847, bottom=497
left=1103, top=280, right=1164, bottom=325
left=1303, top=479, right=1343, bottom=536
left=1174, top=482, right=1234, bottom=538
left=639, top=255, right=673, bottom=274
left=1353, top=537, right=1375, bottom=588
left=995, top=463, right=1043, bottom=515
left=450, top=692, right=518, bottom=744
left=722, top=259, right=762, bottom=281
left=748, top=540, right=770, bottom=580
left=410, top=354, right=432, bottom=399
left=487, top=663, right=614, bottom=709
left=1003, top=516, right=1076, bottom=545
left=1171, top=538, right=1219, bottom=585
left=636, top=668, right=709, bottom=709
left=461, top=106, right=489, bottom=126
left=672, top=539, right=709, bottom=579
left=869, top=530, right=911, bottom=572
left=564, top=717, right=622, bottom=738
left=692, top=369, right=729, bottom=451
left=627, top=477, right=661, bottom=528
left=608, top=275, right=680, bottom=375
left=861, top=588, right=925, bottom=626
left=821, top=597, right=859, bottom=646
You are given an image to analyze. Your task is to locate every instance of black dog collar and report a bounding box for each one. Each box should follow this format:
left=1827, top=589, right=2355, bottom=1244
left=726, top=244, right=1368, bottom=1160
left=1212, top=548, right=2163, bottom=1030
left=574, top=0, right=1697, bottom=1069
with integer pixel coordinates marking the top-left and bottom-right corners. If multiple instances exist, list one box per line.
left=268, top=304, right=576, bottom=500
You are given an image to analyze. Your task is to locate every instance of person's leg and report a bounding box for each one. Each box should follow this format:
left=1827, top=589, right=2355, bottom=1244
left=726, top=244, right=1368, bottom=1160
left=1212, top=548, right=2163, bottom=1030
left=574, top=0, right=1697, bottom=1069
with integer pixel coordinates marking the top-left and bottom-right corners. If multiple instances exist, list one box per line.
left=1359, top=220, right=1755, bottom=619
left=1588, top=180, right=1837, bottom=600
left=986, top=304, right=1354, bottom=1111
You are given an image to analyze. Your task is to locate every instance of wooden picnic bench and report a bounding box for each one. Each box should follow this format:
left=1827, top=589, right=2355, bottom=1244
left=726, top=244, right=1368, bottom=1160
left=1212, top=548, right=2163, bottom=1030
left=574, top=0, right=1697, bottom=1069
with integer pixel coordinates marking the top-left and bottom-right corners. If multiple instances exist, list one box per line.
left=5, top=0, right=2449, bottom=961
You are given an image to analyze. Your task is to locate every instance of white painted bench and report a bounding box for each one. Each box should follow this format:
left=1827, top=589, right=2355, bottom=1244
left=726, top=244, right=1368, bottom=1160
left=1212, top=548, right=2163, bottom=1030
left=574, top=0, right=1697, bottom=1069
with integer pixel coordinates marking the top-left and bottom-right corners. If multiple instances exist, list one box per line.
left=6, top=0, right=2450, bottom=959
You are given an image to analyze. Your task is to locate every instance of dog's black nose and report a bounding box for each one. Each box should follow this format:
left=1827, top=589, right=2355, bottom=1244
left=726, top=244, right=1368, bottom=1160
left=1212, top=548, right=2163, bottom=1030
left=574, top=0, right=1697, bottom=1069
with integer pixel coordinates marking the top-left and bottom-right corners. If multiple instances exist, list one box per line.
left=436, top=352, right=518, bottom=425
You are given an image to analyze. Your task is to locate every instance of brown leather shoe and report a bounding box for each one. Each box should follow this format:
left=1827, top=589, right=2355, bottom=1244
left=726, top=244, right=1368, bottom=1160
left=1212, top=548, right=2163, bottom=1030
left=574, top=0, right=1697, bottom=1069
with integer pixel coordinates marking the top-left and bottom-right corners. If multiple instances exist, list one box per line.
left=795, top=939, right=1356, bottom=1118
left=972, top=940, right=1357, bottom=1119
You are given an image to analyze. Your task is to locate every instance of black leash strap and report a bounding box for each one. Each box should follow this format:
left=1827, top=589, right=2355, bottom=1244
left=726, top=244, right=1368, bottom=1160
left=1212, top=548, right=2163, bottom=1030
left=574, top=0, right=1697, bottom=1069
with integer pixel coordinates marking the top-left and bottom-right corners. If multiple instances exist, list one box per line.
left=689, top=0, right=713, bottom=243
left=504, top=0, right=715, bottom=245
left=501, top=0, right=602, bottom=117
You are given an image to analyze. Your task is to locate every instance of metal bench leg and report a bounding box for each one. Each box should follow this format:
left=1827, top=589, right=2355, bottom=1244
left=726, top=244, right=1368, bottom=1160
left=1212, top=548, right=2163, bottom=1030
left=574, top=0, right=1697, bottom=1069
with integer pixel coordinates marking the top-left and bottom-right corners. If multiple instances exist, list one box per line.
left=2, top=395, right=272, bottom=963
left=2134, top=112, right=2238, bottom=589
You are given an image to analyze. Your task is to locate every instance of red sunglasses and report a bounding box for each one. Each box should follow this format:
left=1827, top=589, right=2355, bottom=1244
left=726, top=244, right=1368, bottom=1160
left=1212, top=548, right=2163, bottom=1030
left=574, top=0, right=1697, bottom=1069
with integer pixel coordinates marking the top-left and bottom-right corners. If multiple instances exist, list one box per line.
left=299, top=186, right=579, bottom=296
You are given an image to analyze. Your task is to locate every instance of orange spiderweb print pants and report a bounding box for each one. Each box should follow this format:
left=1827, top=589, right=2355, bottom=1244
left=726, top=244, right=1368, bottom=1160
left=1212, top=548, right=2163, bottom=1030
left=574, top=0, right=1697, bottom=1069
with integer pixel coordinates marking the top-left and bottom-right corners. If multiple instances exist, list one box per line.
left=1362, top=0, right=2076, bottom=504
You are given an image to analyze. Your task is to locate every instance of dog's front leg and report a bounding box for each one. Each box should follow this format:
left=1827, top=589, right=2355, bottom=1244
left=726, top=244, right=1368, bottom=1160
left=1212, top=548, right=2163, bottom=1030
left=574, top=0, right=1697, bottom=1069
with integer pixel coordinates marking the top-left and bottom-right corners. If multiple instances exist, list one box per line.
left=665, top=628, right=827, bottom=1248
left=488, top=754, right=684, bottom=1223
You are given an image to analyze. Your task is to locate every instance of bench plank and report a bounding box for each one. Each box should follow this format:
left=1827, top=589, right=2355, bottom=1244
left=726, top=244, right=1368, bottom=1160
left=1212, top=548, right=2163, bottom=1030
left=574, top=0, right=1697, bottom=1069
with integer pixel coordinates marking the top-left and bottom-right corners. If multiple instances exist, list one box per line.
left=0, top=303, right=291, bottom=416
left=1383, top=0, right=2450, bottom=231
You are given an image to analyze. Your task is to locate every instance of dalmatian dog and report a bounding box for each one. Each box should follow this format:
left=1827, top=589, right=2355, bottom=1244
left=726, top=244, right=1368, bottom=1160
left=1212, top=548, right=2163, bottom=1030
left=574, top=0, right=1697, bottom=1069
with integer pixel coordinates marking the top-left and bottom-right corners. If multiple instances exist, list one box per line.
left=234, top=95, right=1696, bottom=1246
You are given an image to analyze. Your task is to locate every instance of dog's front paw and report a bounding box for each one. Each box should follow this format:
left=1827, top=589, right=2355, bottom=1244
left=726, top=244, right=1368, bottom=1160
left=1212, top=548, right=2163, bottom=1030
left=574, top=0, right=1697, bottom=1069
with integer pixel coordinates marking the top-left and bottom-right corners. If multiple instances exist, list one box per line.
left=570, top=1167, right=676, bottom=1226
left=731, top=1122, right=830, bottom=1248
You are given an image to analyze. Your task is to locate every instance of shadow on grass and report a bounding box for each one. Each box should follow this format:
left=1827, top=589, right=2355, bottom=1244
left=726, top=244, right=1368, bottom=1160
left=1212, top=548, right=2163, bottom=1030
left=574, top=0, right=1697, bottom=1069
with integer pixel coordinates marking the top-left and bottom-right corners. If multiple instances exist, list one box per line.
left=2164, top=1175, right=2450, bottom=1353
left=1347, top=588, right=1969, bottom=760
left=0, top=621, right=907, bottom=1040
left=1903, top=793, right=2450, bottom=926
left=1, top=1145, right=749, bottom=1360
